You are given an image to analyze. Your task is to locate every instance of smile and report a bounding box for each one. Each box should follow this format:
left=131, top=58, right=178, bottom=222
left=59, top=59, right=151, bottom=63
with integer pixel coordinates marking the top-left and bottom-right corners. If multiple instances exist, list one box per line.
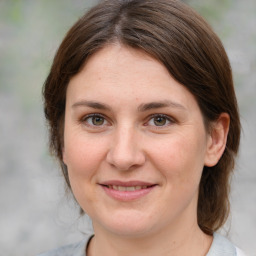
left=100, top=181, right=157, bottom=201
left=106, top=185, right=150, bottom=191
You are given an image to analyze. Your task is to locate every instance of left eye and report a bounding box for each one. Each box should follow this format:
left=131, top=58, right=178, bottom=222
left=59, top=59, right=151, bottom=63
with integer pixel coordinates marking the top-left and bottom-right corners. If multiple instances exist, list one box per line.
left=147, top=115, right=172, bottom=126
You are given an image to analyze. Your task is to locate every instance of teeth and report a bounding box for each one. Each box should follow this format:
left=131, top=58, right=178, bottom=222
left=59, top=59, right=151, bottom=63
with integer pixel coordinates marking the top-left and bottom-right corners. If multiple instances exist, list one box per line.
left=119, top=186, right=126, bottom=191
left=126, top=187, right=135, bottom=191
left=108, top=185, right=148, bottom=191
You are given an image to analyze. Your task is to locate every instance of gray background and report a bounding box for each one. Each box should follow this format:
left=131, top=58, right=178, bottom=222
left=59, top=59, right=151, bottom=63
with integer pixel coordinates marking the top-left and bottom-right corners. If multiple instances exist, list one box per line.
left=0, top=0, right=255, bottom=255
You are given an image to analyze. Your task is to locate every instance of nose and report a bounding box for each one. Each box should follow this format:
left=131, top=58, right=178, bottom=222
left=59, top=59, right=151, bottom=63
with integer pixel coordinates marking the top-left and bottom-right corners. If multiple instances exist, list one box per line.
left=106, top=126, right=146, bottom=171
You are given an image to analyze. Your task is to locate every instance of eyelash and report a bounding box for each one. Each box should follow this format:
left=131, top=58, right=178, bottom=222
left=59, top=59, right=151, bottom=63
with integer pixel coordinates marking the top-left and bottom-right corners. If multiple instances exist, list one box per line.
left=145, top=114, right=174, bottom=128
left=81, top=113, right=109, bottom=127
left=80, top=113, right=175, bottom=128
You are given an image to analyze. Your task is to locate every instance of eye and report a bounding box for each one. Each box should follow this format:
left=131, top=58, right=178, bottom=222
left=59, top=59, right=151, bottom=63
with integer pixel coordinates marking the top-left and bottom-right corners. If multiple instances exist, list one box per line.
left=83, top=114, right=108, bottom=127
left=147, top=114, right=173, bottom=127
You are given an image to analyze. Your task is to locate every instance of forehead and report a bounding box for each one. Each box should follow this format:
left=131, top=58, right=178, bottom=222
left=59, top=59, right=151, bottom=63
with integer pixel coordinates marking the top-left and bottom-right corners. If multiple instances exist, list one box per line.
left=80, top=44, right=169, bottom=81
left=67, top=44, right=199, bottom=112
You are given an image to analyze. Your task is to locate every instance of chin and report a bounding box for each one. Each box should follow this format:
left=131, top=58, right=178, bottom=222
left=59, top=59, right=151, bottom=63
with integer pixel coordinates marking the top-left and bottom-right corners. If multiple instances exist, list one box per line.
left=93, top=210, right=156, bottom=237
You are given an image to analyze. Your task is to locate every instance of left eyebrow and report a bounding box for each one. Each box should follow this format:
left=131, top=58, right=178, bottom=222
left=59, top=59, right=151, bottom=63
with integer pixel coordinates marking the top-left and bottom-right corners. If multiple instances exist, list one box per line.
left=138, top=100, right=187, bottom=112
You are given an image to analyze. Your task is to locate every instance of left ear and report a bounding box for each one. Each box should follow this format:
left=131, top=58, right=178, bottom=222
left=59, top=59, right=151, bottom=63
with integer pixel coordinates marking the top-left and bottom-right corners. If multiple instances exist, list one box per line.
left=204, top=113, right=230, bottom=167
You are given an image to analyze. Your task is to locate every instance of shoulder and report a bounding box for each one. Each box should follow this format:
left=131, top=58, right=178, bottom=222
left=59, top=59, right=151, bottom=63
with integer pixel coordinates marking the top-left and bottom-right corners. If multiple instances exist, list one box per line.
left=236, top=246, right=248, bottom=256
left=37, top=234, right=93, bottom=256
left=207, top=233, right=248, bottom=256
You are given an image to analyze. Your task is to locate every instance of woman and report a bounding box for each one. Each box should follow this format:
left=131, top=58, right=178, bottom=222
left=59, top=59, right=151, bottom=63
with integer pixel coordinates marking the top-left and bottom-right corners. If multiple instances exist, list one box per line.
left=39, top=0, right=245, bottom=255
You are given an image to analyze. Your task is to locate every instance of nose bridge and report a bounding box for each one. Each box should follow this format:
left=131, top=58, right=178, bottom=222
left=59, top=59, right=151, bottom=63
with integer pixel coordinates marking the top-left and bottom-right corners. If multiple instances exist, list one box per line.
left=106, top=123, right=145, bottom=170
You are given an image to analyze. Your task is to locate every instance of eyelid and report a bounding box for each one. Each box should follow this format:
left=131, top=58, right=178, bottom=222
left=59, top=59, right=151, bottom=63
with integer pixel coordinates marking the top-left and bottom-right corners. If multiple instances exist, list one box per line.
left=79, top=113, right=175, bottom=128
left=81, top=113, right=110, bottom=127
left=145, top=114, right=175, bottom=127
left=81, top=113, right=105, bottom=121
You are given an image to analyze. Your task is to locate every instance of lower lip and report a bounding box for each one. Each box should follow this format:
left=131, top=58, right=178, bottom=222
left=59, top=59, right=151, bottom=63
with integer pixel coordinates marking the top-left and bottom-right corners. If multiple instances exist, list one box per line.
left=101, top=186, right=156, bottom=201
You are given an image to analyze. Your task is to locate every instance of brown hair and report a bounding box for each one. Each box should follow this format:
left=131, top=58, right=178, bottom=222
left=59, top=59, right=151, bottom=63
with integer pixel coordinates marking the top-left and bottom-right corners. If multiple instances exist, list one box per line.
left=43, top=0, right=240, bottom=235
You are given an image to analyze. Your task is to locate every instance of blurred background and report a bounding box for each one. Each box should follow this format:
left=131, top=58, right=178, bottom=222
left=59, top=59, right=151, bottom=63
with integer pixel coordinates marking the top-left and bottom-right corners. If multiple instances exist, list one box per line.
left=0, top=0, right=255, bottom=255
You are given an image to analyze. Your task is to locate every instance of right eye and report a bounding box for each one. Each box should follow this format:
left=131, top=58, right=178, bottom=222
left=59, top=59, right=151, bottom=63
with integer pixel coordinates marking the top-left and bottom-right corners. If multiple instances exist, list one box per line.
left=82, top=114, right=108, bottom=127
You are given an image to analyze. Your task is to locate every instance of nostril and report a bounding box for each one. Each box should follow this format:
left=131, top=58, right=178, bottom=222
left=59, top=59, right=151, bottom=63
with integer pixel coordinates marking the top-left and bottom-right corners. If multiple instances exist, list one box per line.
left=106, top=133, right=146, bottom=170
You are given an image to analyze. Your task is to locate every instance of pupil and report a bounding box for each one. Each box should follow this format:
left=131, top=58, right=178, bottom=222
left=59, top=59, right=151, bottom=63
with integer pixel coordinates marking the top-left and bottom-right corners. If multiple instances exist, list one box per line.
left=154, top=117, right=166, bottom=126
left=93, top=116, right=104, bottom=125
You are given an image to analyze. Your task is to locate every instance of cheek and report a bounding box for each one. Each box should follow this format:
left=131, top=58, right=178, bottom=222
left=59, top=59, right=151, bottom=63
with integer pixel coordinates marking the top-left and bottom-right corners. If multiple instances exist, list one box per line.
left=64, top=133, right=108, bottom=180
left=63, top=134, right=108, bottom=210
left=150, top=134, right=206, bottom=186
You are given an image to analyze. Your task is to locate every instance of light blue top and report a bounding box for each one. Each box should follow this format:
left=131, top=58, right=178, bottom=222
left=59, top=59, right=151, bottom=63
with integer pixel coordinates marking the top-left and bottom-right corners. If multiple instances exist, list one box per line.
left=37, top=232, right=246, bottom=256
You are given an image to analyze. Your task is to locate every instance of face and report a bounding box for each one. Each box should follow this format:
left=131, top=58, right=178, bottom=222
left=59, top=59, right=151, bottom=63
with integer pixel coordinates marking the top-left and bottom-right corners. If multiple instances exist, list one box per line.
left=63, top=44, right=215, bottom=238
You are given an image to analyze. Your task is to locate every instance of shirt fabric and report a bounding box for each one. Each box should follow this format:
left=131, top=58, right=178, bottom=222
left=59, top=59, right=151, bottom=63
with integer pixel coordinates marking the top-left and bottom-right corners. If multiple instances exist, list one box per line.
left=37, top=232, right=247, bottom=256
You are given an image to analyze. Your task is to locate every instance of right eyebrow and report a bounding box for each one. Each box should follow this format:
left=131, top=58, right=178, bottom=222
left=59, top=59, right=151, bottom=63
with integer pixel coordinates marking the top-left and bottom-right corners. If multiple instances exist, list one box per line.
left=72, top=100, right=112, bottom=111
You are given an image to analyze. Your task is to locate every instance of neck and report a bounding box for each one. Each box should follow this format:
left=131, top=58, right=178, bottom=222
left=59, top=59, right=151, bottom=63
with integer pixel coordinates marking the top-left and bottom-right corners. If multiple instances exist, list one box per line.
left=87, top=220, right=213, bottom=256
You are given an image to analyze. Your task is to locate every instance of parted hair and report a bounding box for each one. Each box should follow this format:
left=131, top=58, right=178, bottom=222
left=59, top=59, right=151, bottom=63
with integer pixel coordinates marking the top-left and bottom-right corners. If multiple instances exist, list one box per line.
left=43, top=0, right=241, bottom=235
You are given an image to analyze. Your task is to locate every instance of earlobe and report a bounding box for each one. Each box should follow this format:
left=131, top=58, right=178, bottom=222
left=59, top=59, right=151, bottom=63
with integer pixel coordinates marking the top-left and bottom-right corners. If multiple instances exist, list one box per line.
left=204, top=113, right=230, bottom=167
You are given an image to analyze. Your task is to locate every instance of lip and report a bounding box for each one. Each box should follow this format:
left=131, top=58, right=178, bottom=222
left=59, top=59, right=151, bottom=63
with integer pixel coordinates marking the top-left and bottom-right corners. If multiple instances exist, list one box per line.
left=100, top=180, right=155, bottom=187
left=99, top=180, right=157, bottom=201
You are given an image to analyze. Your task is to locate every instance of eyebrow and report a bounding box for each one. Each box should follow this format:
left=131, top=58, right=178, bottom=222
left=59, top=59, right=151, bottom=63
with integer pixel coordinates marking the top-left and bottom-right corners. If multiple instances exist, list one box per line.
left=72, top=100, right=186, bottom=112
left=72, top=100, right=112, bottom=110
left=138, top=100, right=187, bottom=112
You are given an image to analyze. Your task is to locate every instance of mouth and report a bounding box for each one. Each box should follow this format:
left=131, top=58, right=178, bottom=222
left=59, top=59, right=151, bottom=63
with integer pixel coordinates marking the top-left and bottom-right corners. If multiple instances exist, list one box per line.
left=99, top=181, right=157, bottom=201
left=102, top=184, right=155, bottom=191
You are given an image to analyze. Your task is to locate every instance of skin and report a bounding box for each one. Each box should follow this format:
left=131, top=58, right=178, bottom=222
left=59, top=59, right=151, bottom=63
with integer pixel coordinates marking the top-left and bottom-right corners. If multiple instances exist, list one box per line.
left=63, top=44, right=229, bottom=256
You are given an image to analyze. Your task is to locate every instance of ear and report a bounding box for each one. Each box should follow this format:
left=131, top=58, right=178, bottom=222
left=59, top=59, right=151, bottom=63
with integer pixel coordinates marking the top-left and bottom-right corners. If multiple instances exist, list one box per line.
left=204, top=113, right=230, bottom=167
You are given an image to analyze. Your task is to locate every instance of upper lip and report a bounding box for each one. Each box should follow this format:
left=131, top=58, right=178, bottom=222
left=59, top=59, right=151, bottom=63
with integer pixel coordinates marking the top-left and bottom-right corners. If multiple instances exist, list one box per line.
left=99, top=180, right=156, bottom=187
